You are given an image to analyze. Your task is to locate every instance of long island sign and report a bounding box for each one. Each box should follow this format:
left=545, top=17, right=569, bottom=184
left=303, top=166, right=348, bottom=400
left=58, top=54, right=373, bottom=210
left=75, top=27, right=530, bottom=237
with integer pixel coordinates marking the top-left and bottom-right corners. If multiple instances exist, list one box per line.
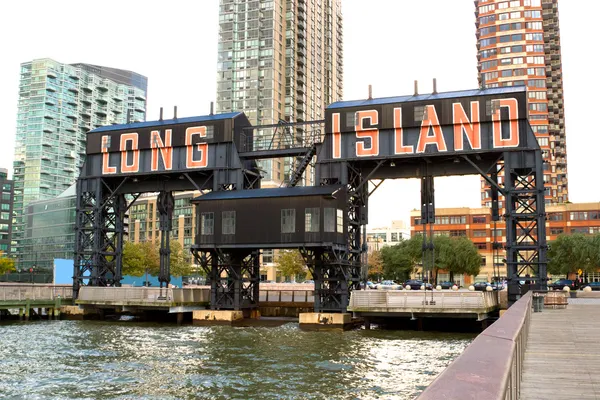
left=322, top=87, right=537, bottom=161
left=83, top=112, right=251, bottom=177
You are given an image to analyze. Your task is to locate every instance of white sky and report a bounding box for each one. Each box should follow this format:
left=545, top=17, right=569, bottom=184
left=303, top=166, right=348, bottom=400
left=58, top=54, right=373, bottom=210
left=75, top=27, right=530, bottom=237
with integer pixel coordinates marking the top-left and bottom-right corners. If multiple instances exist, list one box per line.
left=0, top=0, right=598, bottom=228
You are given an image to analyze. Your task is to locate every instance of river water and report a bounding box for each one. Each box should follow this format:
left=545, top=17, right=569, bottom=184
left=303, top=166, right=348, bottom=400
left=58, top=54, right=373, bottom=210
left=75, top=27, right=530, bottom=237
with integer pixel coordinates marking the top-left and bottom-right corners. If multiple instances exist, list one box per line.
left=0, top=320, right=473, bottom=399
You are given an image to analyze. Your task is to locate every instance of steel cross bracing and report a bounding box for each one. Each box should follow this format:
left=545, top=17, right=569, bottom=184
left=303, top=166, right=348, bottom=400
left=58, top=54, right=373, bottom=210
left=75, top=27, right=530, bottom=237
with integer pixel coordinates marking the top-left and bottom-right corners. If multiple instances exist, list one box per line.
left=464, top=151, right=547, bottom=304
left=299, top=247, right=357, bottom=312
left=73, top=177, right=139, bottom=297
left=157, top=191, right=174, bottom=287
left=192, top=249, right=260, bottom=311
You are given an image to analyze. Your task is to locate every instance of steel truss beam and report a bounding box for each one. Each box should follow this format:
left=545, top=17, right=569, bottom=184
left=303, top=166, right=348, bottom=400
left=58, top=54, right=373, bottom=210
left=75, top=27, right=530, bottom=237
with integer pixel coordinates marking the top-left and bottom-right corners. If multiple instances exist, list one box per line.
left=73, top=177, right=133, bottom=297
left=299, top=247, right=360, bottom=313
left=466, top=152, right=547, bottom=304
left=503, top=150, right=548, bottom=303
left=191, top=248, right=260, bottom=311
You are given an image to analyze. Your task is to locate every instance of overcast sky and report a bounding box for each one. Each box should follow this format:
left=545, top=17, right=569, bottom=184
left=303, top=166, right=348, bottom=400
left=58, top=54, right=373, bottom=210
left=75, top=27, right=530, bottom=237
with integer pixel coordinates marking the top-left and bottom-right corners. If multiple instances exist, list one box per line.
left=0, top=0, right=597, bottom=228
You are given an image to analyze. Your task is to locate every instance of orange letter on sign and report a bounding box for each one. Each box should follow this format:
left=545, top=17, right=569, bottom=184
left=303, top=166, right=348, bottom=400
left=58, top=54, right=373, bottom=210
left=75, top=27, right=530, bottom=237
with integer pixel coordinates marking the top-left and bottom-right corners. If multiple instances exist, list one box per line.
left=120, top=133, right=139, bottom=173
left=101, top=135, right=116, bottom=174
left=394, top=107, right=413, bottom=154
left=150, top=129, right=173, bottom=171
left=332, top=113, right=341, bottom=159
left=355, top=110, right=379, bottom=157
left=186, top=126, right=208, bottom=168
left=416, top=105, right=447, bottom=153
left=492, top=98, right=520, bottom=148
left=453, top=101, right=481, bottom=151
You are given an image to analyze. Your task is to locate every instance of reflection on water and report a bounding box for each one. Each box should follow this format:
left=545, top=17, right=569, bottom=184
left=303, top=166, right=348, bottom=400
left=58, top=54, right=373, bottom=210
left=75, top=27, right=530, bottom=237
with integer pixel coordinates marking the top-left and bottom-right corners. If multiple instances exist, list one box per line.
left=0, top=321, right=473, bottom=399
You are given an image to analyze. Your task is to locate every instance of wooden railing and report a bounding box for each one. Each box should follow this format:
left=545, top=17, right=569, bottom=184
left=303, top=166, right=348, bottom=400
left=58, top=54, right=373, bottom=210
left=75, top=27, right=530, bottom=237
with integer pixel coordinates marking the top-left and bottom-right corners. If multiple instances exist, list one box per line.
left=418, top=292, right=532, bottom=400
left=0, top=284, right=72, bottom=302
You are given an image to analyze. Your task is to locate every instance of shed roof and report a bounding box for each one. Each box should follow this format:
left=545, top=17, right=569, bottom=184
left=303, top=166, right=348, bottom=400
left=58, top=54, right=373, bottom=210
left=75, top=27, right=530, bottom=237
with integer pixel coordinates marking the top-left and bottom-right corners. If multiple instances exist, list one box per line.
left=192, top=185, right=344, bottom=202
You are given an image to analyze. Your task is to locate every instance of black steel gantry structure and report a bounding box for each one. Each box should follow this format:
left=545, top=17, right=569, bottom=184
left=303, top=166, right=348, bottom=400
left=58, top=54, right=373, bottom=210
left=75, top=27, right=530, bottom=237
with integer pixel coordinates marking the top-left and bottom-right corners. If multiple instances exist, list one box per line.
left=74, top=87, right=547, bottom=310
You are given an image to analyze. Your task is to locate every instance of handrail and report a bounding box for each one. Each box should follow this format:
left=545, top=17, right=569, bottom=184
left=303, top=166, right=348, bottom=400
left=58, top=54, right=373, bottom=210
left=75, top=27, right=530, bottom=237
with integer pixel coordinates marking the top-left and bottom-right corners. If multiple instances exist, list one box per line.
left=418, top=292, right=532, bottom=400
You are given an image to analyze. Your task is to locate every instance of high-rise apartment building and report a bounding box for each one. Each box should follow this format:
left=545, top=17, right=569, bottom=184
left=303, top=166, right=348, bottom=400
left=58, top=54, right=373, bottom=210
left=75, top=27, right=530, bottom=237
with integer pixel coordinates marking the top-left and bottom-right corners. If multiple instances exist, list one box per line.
left=216, top=0, right=343, bottom=186
left=13, top=58, right=147, bottom=261
left=0, top=168, right=14, bottom=256
left=475, top=0, right=566, bottom=205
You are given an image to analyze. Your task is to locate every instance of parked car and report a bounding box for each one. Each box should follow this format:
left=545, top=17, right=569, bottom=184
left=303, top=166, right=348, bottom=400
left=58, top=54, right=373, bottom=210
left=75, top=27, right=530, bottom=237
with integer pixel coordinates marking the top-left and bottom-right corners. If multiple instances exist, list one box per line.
left=375, top=280, right=401, bottom=290
left=303, top=280, right=314, bottom=284
left=404, top=280, right=433, bottom=290
left=548, top=279, right=577, bottom=291
left=473, top=281, right=492, bottom=291
left=580, top=282, right=600, bottom=291
left=360, top=281, right=375, bottom=289
left=439, top=281, right=456, bottom=289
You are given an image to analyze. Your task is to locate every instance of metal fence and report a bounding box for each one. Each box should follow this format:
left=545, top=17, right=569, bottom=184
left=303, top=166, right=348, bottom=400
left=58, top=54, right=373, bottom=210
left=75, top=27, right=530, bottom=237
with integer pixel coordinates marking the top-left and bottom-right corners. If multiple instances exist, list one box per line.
left=349, top=290, right=499, bottom=311
left=0, top=284, right=73, bottom=302
left=418, top=292, right=532, bottom=400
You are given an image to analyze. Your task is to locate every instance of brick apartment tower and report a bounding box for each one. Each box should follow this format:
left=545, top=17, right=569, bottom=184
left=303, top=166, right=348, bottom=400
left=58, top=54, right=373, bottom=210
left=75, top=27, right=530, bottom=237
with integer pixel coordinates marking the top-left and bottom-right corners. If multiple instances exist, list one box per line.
left=475, top=0, right=567, bottom=206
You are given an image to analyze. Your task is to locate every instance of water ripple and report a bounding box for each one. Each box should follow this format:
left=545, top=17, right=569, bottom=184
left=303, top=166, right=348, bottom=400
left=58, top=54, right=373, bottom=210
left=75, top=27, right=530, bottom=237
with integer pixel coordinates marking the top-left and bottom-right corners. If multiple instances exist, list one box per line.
left=0, top=320, right=474, bottom=399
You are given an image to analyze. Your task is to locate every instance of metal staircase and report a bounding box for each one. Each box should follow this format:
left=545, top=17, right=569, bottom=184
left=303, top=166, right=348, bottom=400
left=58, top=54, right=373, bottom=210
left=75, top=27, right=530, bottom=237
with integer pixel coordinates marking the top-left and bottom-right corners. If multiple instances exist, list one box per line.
left=287, top=143, right=317, bottom=187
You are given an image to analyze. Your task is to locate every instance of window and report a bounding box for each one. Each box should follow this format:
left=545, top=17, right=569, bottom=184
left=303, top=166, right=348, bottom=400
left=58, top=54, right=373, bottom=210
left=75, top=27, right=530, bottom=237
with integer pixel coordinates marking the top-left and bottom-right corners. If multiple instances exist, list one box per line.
left=1, top=193, right=10, bottom=201
left=570, top=212, right=588, bottom=221
left=450, top=216, right=467, bottom=224
left=472, top=215, right=487, bottom=224
left=476, top=243, right=488, bottom=250
left=336, top=209, right=344, bottom=233
left=281, top=209, right=295, bottom=233
left=391, top=232, right=399, bottom=242
left=222, top=211, right=236, bottom=234
left=450, top=230, right=467, bottom=237
left=473, top=230, right=488, bottom=237
left=571, top=227, right=588, bottom=234
left=305, top=208, right=320, bottom=232
left=324, top=208, right=335, bottom=232
left=201, top=212, right=214, bottom=235
left=550, top=227, right=564, bottom=235
left=263, top=249, right=274, bottom=264
left=481, top=257, right=487, bottom=266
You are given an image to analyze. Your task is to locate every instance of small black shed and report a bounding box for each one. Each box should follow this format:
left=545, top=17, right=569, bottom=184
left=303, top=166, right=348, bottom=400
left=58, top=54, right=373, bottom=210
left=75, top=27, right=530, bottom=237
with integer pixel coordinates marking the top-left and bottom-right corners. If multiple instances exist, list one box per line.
left=192, top=186, right=347, bottom=249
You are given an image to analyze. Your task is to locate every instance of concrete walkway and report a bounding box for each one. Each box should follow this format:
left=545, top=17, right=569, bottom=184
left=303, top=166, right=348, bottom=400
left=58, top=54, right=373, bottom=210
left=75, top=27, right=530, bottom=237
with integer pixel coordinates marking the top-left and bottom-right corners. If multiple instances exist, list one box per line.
left=520, top=302, right=600, bottom=399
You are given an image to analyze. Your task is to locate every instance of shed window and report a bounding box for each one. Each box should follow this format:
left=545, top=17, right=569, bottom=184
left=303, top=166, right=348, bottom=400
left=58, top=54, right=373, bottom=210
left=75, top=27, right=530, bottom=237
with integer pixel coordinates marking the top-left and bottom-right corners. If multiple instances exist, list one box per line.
left=281, top=209, right=295, bottom=233
left=336, top=209, right=344, bottom=233
left=201, top=212, right=214, bottom=235
left=324, top=208, right=335, bottom=232
left=222, top=211, right=236, bottom=234
left=305, top=208, right=320, bottom=232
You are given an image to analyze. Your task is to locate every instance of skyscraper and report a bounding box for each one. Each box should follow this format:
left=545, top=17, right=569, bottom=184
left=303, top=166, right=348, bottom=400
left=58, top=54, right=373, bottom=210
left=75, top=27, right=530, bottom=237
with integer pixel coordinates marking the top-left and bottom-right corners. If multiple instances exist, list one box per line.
left=13, top=58, right=147, bottom=261
left=0, top=168, right=14, bottom=256
left=475, top=0, right=566, bottom=205
left=216, top=0, right=343, bottom=186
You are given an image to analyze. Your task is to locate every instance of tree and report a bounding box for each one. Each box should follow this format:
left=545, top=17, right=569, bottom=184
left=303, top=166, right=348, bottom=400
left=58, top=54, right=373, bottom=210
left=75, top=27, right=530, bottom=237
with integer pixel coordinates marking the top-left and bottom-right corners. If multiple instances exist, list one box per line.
left=169, top=240, right=194, bottom=277
left=122, top=241, right=160, bottom=277
left=380, top=236, right=422, bottom=282
left=437, top=236, right=482, bottom=283
left=548, top=233, right=596, bottom=277
left=275, top=250, right=306, bottom=281
left=367, top=249, right=383, bottom=281
left=0, top=251, right=15, bottom=275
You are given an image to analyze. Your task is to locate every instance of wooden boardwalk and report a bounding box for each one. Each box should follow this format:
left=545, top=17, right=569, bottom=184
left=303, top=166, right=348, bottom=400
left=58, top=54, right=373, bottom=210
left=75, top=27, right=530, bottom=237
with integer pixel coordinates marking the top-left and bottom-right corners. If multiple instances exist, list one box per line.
left=520, top=302, right=600, bottom=400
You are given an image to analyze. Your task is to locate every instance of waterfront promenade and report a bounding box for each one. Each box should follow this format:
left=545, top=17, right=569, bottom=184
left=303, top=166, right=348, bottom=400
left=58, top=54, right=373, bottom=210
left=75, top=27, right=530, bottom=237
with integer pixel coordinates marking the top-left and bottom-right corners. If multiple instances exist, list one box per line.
left=520, top=302, right=600, bottom=400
